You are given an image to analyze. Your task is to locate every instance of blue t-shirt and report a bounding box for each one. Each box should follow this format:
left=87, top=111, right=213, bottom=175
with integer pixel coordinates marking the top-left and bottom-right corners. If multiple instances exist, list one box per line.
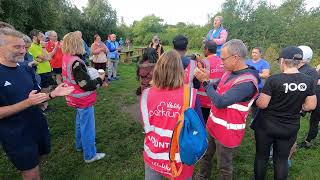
left=0, top=64, right=45, bottom=140
left=246, top=59, right=270, bottom=90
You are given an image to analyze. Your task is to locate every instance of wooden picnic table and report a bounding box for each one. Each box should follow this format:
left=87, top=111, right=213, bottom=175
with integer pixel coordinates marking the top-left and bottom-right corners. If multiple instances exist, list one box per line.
left=120, top=49, right=134, bottom=63
left=134, top=47, right=147, bottom=56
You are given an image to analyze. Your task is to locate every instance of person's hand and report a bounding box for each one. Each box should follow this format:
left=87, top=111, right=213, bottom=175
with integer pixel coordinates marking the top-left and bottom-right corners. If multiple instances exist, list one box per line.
left=50, top=83, right=74, bottom=98
left=194, top=67, right=210, bottom=82
left=28, top=61, right=38, bottom=67
left=27, top=90, right=48, bottom=106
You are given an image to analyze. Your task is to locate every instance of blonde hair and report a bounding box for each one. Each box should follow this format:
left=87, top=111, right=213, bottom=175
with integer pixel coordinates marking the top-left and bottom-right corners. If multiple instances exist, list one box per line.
left=62, top=32, right=84, bottom=55
left=151, top=50, right=184, bottom=89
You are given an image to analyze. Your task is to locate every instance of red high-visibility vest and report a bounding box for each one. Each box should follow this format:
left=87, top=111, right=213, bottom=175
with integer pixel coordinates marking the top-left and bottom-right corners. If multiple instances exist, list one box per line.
left=207, top=71, right=258, bottom=147
left=62, top=54, right=96, bottom=108
left=184, top=60, right=197, bottom=88
left=140, top=86, right=197, bottom=179
left=197, top=55, right=224, bottom=108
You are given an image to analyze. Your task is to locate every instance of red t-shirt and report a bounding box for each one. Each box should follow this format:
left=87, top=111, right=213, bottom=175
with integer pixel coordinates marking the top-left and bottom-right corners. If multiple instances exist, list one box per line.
left=46, top=41, right=63, bottom=68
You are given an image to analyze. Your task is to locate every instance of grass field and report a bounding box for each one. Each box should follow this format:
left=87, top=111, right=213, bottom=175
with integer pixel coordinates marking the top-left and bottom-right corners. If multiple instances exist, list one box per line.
left=0, top=63, right=319, bottom=180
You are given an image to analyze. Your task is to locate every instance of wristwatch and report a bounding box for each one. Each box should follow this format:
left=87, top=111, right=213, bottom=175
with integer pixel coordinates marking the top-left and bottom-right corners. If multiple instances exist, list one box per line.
left=202, top=80, right=210, bottom=87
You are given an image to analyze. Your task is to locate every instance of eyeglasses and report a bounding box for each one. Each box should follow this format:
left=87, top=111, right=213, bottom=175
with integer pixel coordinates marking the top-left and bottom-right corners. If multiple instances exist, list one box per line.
left=221, top=55, right=235, bottom=61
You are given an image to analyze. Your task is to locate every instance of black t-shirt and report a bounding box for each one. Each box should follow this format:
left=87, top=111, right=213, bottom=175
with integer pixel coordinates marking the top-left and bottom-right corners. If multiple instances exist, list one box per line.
left=255, top=73, right=315, bottom=137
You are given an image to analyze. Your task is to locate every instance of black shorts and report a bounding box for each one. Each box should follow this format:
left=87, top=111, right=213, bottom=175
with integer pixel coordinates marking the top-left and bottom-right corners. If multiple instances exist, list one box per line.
left=39, top=72, right=53, bottom=88
left=0, top=110, right=51, bottom=171
left=52, top=68, right=62, bottom=74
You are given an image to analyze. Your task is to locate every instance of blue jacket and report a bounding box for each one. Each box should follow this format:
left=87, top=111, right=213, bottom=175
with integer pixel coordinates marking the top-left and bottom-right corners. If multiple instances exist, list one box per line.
left=105, top=40, right=120, bottom=60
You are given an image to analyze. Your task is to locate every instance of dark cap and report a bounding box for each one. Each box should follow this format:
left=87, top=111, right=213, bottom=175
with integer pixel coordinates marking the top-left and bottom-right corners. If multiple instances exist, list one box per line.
left=278, top=46, right=303, bottom=60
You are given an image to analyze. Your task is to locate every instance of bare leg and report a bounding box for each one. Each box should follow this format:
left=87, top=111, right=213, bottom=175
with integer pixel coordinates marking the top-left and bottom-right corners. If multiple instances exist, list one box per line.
left=22, top=165, right=40, bottom=180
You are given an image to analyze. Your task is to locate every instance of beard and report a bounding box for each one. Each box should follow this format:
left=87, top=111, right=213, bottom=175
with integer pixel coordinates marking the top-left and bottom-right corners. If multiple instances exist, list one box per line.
left=9, top=53, right=25, bottom=63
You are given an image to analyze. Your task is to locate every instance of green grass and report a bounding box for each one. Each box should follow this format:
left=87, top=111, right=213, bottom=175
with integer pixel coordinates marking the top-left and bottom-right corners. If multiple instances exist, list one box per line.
left=0, top=63, right=319, bottom=180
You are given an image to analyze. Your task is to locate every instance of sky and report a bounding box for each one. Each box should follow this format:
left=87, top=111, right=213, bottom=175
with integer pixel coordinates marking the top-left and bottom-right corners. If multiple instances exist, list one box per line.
left=72, top=0, right=320, bottom=26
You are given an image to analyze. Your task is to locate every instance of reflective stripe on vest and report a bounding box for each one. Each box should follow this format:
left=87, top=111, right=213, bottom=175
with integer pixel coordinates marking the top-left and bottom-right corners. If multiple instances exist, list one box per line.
left=188, top=61, right=196, bottom=88
left=197, top=91, right=207, bottom=96
left=209, top=112, right=246, bottom=130
left=227, top=99, right=255, bottom=112
left=144, top=144, right=181, bottom=162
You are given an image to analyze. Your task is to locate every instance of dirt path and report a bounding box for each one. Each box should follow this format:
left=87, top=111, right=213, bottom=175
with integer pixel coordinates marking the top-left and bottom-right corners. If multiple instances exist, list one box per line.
left=122, top=96, right=141, bottom=122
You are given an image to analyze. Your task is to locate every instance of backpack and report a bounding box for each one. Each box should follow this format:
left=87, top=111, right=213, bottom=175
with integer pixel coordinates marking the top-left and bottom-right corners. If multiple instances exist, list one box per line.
left=169, top=85, right=208, bottom=178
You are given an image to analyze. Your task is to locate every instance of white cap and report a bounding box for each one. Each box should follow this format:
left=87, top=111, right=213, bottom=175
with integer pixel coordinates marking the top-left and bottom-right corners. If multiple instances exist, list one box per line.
left=298, top=45, right=313, bottom=62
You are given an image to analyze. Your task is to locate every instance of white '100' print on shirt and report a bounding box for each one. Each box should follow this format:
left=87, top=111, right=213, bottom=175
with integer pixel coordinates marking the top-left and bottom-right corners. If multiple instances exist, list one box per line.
left=283, top=83, right=307, bottom=93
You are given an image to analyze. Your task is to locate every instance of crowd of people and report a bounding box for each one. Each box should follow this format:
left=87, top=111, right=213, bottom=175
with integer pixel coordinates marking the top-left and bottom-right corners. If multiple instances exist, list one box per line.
left=0, top=14, right=319, bottom=180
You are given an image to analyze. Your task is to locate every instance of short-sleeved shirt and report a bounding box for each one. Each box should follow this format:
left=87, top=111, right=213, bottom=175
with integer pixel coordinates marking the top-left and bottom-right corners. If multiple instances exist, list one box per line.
left=29, top=43, right=52, bottom=74
left=0, top=64, right=50, bottom=170
left=255, top=73, right=315, bottom=137
left=46, top=41, right=63, bottom=69
left=246, top=59, right=270, bottom=90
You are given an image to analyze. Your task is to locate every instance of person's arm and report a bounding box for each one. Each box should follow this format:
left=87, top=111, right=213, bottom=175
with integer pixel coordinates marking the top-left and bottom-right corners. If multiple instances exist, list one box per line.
left=204, top=82, right=256, bottom=109
left=302, top=95, right=317, bottom=111
left=194, top=98, right=205, bottom=124
left=260, top=69, right=270, bottom=79
left=106, top=41, right=116, bottom=52
left=91, top=44, right=101, bottom=55
left=72, top=61, right=103, bottom=91
left=303, top=79, right=317, bottom=111
left=255, top=93, right=271, bottom=109
left=213, top=29, right=228, bottom=45
left=0, top=90, right=48, bottom=119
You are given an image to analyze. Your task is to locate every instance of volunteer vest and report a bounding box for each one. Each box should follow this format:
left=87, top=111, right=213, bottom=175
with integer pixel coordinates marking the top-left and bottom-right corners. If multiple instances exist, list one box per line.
left=62, top=54, right=96, bottom=108
left=207, top=71, right=258, bottom=148
left=140, top=87, right=197, bottom=179
left=184, top=60, right=197, bottom=88
left=197, top=55, right=224, bottom=108
left=207, top=26, right=225, bottom=56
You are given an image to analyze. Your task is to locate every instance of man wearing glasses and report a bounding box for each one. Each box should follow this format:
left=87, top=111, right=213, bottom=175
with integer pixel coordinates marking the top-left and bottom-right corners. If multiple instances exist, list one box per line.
left=148, top=35, right=164, bottom=59
left=195, top=39, right=259, bottom=180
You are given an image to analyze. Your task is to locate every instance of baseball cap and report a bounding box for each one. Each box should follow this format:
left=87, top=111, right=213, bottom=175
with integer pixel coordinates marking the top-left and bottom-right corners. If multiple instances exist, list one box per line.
left=278, top=46, right=303, bottom=60
left=298, top=45, right=313, bottom=62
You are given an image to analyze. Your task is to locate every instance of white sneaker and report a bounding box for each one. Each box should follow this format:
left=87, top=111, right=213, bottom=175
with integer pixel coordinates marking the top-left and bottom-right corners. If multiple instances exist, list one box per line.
left=84, top=153, right=105, bottom=163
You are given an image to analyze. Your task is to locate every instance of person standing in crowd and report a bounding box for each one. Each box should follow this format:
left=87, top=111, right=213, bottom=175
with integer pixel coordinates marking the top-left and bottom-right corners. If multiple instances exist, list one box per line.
left=136, top=48, right=157, bottom=95
left=205, top=16, right=228, bottom=57
left=46, top=30, right=63, bottom=85
left=252, top=46, right=317, bottom=180
left=62, top=32, right=106, bottom=163
left=195, top=39, right=259, bottom=180
left=74, top=30, right=90, bottom=64
left=148, top=35, right=164, bottom=59
left=246, top=47, right=270, bottom=91
left=297, top=45, right=320, bottom=148
left=91, top=34, right=109, bottom=70
left=197, top=41, right=224, bottom=124
left=29, top=29, right=52, bottom=112
left=172, top=35, right=198, bottom=88
left=140, top=50, right=203, bottom=180
left=0, top=27, right=74, bottom=180
left=106, top=34, right=121, bottom=81
left=20, top=35, right=41, bottom=86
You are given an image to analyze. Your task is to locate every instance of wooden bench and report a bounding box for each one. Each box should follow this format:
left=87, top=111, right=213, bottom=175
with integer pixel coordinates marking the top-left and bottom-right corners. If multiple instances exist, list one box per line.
left=129, top=55, right=141, bottom=63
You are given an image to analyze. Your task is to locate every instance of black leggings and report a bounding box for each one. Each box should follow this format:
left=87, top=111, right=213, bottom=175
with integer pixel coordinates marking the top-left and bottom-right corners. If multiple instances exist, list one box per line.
left=254, top=128, right=297, bottom=180
left=306, top=104, right=320, bottom=142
